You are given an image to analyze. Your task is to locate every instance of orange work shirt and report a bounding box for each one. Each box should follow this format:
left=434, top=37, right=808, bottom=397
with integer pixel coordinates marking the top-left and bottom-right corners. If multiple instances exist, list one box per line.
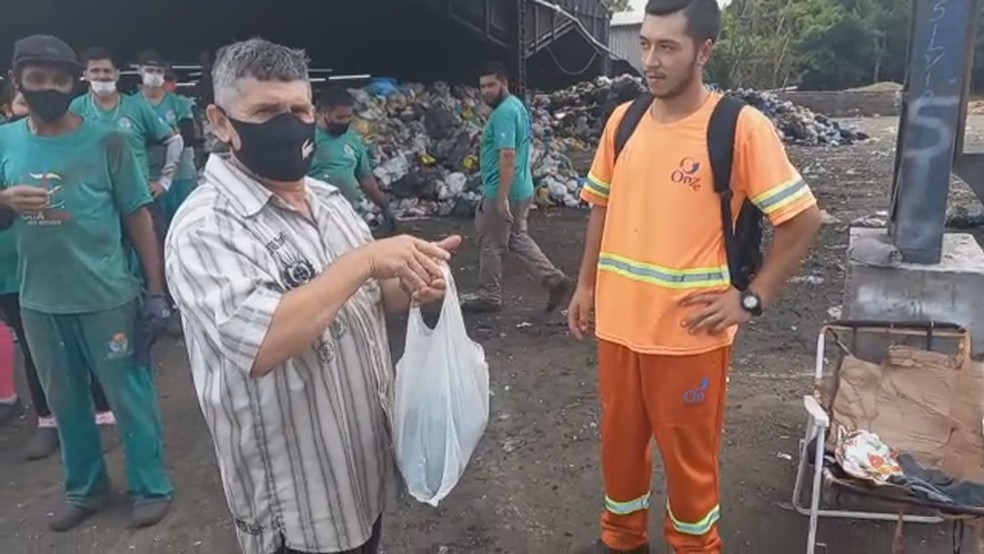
left=580, top=92, right=817, bottom=356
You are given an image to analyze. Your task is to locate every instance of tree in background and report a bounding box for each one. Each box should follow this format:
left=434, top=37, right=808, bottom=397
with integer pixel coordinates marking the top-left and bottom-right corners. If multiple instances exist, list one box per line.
left=706, top=0, right=984, bottom=93
left=602, top=0, right=633, bottom=12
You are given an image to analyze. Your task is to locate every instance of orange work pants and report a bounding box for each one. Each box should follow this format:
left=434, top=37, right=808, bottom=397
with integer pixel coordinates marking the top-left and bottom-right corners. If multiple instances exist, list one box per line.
left=597, top=339, right=730, bottom=553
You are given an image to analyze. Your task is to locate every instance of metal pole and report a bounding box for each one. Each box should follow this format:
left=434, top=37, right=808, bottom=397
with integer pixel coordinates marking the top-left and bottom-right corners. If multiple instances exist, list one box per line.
left=889, top=0, right=977, bottom=264
left=516, top=0, right=528, bottom=96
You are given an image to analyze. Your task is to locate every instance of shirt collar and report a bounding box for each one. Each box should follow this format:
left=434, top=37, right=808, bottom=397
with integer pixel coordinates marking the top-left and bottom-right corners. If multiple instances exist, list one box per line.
left=203, top=154, right=275, bottom=218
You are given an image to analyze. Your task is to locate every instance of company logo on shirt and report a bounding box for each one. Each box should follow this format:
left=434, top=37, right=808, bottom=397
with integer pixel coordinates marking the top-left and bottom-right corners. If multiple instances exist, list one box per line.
left=22, top=171, right=70, bottom=225
left=118, top=117, right=132, bottom=130
left=165, top=110, right=176, bottom=124
left=342, top=144, right=355, bottom=160
left=671, top=157, right=702, bottom=191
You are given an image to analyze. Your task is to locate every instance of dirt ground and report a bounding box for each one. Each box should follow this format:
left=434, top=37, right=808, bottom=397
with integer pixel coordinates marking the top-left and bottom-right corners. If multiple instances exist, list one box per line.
left=2, top=116, right=983, bottom=553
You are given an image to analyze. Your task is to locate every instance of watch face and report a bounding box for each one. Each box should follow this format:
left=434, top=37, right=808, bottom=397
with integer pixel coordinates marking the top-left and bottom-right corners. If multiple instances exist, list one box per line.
left=742, top=294, right=759, bottom=310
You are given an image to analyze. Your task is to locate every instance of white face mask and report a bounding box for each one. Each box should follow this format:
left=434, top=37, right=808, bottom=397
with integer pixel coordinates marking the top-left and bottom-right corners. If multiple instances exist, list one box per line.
left=90, top=80, right=117, bottom=96
left=142, top=73, right=165, bottom=88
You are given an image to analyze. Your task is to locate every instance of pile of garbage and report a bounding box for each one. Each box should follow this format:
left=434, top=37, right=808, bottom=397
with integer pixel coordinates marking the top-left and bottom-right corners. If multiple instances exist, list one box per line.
left=727, top=88, right=869, bottom=146
left=532, top=75, right=868, bottom=147
left=348, top=80, right=585, bottom=222
left=205, top=76, right=867, bottom=222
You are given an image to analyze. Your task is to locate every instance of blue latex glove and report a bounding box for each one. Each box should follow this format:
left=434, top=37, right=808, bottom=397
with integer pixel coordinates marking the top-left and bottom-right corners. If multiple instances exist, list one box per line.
left=135, top=293, right=171, bottom=366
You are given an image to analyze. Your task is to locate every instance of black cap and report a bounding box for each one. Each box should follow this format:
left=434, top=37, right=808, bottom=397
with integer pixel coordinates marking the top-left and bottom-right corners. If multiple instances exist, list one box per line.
left=136, top=49, right=168, bottom=68
left=12, top=34, right=81, bottom=72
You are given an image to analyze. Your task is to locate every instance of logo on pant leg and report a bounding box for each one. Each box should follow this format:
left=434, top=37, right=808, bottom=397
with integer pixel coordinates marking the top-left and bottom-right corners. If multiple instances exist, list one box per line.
left=682, top=376, right=709, bottom=405
left=107, top=332, right=130, bottom=360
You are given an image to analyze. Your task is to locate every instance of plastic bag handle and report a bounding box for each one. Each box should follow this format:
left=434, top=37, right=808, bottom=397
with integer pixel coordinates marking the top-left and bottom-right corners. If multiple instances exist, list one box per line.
left=404, top=264, right=462, bottom=347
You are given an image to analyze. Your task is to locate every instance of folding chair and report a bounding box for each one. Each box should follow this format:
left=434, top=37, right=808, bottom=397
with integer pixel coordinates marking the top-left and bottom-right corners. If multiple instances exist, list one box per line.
left=790, top=320, right=984, bottom=553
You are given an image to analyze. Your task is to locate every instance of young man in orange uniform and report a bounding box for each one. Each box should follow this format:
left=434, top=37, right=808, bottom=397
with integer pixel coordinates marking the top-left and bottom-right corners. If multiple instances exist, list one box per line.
left=568, top=1, right=822, bottom=552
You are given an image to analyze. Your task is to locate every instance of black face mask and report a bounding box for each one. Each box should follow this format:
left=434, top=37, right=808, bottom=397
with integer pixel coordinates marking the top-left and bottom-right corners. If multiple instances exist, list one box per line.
left=21, top=89, right=73, bottom=123
left=226, top=112, right=316, bottom=182
left=326, top=122, right=349, bottom=137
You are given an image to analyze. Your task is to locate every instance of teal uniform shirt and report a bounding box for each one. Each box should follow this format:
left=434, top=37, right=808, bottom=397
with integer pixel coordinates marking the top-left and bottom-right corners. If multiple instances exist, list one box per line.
left=137, top=92, right=197, bottom=181
left=0, top=119, right=152, bottom=314
left=480, top=94, right=535, bottom=202
left=0, top=121, right=17, bottom=295
left=307, top=127, right=373, bottom=207
left=70, top=93, right=173, bottom=184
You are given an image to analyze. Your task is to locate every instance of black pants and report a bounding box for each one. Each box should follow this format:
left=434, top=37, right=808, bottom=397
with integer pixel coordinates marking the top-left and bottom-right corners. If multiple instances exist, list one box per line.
left=0, top=293, right=110, bottom=418
left=275, top=517, right=382, bottom=554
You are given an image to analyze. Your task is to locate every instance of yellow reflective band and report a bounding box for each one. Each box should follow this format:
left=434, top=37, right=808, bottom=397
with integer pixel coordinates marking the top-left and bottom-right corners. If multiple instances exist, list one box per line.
left=667, top=503, right=721, bottom=536
left=584, top=173, right=610, bottom=198
left=598, top=253, right=730, bottom=290
left=751, top=175, right=810, bottom=215
left=605, top=492, right=651, bottom=515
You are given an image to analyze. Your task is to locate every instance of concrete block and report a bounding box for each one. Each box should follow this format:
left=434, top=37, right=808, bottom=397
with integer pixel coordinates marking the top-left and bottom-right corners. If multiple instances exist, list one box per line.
left=843, top=227, right=984, bottom=356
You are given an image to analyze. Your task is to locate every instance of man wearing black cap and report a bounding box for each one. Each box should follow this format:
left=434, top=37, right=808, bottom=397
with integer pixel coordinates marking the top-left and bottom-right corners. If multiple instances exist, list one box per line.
left=0, top=34, right=174, bottom=531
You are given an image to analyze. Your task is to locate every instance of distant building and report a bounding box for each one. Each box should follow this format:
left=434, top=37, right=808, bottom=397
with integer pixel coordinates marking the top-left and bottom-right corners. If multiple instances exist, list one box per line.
left=609, top=11, right=644, bottom=76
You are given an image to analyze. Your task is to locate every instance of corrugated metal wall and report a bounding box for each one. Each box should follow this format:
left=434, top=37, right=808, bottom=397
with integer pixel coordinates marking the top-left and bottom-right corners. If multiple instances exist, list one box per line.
left=609, top=24, right=642, bottom=74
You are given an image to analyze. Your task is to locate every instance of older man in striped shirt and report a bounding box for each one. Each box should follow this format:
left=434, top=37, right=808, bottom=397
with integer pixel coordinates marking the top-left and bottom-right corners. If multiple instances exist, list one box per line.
left=165, top=38, right=459, bottom=554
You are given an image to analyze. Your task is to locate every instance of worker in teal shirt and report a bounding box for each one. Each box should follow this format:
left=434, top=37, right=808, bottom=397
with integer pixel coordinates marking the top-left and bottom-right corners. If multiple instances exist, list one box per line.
left=70, top=47, right=183, bottom=198
left=1, top=35, right=173, bottom=532
left=72, top=47, right=184, bottom=286
left=463, top=61, right=570, bottom=313
left=1, top=90, right=111, bottom=460
left=308, top=88, right=395, bottom=232
left=134, top=50, right=201, bottom=225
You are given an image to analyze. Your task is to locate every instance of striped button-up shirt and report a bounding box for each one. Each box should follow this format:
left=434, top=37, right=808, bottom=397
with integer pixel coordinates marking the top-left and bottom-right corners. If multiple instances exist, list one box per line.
left=165, top=155, right=396, bottom=554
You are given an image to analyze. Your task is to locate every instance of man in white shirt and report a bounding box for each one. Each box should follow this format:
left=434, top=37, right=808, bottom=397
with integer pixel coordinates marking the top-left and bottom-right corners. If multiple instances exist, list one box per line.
left=164, top=38, right=460, bottom=554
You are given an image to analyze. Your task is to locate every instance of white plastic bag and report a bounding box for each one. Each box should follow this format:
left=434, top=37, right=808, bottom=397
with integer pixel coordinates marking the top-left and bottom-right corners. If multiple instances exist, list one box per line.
left=394, top=266, right=490, bottom=506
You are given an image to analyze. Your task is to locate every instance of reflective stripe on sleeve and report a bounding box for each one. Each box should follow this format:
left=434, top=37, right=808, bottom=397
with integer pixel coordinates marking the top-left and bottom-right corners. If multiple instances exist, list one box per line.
left=584, top=172, right=611, bottom=198
left=751, top=175, right=810, bottom=215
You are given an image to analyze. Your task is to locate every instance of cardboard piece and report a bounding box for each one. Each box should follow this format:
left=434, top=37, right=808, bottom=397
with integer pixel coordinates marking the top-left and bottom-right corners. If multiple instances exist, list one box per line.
left=829, top=344, right=984, bottom=484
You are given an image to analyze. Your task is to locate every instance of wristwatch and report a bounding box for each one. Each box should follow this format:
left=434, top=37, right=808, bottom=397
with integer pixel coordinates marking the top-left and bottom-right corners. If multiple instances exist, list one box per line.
left=740, top=290, right=764, bottom=317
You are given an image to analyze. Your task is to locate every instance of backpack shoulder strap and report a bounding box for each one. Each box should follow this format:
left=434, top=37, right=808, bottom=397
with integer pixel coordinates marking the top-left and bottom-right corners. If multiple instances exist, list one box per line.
left=706, top=95, right=746, bottom=286
left=614, top=93, right=653, bottom=163
left=707, top=95, right=745, bottom=195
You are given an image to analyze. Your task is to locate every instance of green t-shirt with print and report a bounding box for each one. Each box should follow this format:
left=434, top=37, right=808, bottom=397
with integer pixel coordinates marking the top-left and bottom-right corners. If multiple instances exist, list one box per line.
left=0, top=119, right=151, bottom=313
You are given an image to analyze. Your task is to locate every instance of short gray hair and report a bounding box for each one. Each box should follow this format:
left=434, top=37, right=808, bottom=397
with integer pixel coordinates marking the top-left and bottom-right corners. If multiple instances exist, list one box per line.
left=211, top=37, right=310, bottom=108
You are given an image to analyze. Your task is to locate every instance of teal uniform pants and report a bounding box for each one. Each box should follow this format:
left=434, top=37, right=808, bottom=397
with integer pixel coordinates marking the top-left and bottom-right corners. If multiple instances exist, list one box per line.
left=162, top=177, right=197, bottom=226
left=21, top=301, right=173, bottom=507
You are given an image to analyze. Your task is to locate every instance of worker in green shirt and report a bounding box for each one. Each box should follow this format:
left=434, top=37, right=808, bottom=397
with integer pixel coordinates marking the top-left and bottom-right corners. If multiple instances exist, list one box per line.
left=134, top=49, right=201, bottom=225
left=0, top=89, right=113, bottom=460
left=462, top=62, right=570, bottom=313
left=1, top=34, right=173, bottom=531
left=73, top=47, right=184, bottom=296
left=71, top=47, right=183, bottom=237
left=309, top=87, right=396, bottom=232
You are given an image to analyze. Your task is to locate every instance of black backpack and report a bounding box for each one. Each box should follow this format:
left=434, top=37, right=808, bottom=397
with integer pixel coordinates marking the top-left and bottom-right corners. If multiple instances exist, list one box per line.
left=612, top=93, right=764, bottom=291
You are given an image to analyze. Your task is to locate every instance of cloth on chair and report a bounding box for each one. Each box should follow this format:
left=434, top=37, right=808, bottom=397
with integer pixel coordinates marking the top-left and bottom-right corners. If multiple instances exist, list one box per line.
left=889, top=453, right=984, bottom=508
